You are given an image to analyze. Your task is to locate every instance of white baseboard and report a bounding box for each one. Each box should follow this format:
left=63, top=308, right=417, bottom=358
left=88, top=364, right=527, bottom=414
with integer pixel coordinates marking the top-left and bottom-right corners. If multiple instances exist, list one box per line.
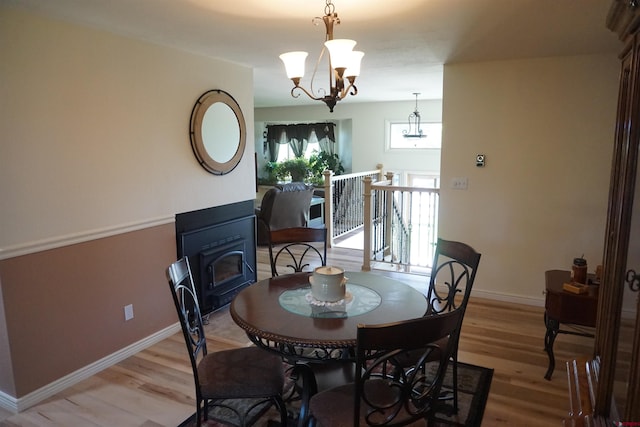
left=0, top=322, right=181, bottom=414
left=471, top=288, right=545, bottom=307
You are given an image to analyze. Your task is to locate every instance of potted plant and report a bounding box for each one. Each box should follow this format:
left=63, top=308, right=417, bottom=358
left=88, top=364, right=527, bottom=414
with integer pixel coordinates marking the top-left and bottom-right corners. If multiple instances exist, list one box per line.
left=309, top=151, right=344, bottom=185
left=280, top=157, right=311, bottom=182
left=259, top=161, right=280, bottom=185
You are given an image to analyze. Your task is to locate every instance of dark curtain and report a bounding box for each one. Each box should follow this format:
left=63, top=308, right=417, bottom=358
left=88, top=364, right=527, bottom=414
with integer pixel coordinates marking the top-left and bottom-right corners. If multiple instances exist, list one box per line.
left=312, top=123, right=336, bottom=154
left=286, top=124, right=310, bottom=157
left=265, top=122, right=336, bottom=159
left=266, top=125, right=287, bottom=162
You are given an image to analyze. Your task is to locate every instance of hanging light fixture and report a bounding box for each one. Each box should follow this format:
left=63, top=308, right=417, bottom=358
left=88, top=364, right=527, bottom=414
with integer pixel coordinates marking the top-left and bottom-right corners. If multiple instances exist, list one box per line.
left=403, top=93, right=426, bottom=138
left=279, top=0, right=364, bottom=113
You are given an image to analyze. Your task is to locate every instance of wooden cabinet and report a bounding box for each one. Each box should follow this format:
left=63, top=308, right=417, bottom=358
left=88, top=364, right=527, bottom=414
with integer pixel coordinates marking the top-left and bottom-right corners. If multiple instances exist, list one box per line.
left=594, top=0, right=640, bottom=421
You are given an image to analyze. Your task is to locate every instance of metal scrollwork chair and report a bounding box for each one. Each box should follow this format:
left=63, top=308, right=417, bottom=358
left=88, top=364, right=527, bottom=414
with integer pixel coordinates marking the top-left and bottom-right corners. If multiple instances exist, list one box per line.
left=425, top=238, right=481, bottom=413
left=266, top=226, right=343, bottom=423
left=307, top=309, right=464, bottom=427
left=268, top=226, right=327, bottom=276
left=166, top=257, right=287, bottom=427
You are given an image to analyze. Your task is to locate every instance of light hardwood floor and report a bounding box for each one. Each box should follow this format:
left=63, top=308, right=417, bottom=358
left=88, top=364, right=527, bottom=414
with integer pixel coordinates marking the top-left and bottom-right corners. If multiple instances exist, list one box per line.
left=0, top=244, right=595, bottom=426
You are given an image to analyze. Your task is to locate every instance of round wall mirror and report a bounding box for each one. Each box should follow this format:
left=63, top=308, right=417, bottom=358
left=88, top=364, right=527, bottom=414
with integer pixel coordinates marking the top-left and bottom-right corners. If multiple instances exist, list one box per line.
left=189, top=89, right=246, bottom=175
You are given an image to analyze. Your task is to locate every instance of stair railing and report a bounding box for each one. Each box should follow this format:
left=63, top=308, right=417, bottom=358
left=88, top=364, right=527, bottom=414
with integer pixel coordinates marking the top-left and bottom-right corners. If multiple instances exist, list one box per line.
left=363, top=175, right=439, bottom=273
left=321, top=164, right=384, bottom=247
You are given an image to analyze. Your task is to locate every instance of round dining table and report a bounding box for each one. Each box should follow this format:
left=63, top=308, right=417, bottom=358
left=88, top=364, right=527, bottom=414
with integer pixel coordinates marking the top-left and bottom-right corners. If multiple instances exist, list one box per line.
left=230, top=270, right=428, bottom=426
left=229, top=270, right=428, bottom=362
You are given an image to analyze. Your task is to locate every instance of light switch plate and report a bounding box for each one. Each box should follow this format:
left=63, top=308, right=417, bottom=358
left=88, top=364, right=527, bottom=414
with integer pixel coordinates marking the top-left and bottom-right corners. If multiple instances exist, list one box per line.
left=451, top=177, right=468, bottom=190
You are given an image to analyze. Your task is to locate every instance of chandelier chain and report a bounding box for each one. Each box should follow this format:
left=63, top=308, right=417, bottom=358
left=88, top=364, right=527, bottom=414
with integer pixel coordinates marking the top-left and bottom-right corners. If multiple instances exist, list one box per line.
left=325, top=0, right=335, bottom=16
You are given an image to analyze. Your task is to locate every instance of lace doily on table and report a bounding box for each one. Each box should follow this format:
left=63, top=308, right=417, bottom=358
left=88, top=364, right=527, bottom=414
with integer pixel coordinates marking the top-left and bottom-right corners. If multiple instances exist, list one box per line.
left=278, top=284, right=381, bottom=317
left=305, top=291, right=353, bottom=307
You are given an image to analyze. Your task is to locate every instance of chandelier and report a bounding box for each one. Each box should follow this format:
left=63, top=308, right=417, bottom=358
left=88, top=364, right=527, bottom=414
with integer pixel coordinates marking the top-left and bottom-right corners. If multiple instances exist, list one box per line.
left=403, top=93, right=426, bottom=138
left=279, top=0, right=364, bottom=112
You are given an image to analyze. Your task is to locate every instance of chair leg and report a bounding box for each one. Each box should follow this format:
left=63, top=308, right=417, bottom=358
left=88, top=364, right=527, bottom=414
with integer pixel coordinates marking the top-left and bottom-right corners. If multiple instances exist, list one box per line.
left=275, top=395, right=288, bottom=426
left=452, top=356, right=459, bottom=414
left=196, top=398, right=203, bottom=427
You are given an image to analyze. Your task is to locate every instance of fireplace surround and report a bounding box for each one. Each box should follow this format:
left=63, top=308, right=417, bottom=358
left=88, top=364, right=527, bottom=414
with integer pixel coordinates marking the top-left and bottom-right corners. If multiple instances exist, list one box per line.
left=175, top=200, right=256, bottom=314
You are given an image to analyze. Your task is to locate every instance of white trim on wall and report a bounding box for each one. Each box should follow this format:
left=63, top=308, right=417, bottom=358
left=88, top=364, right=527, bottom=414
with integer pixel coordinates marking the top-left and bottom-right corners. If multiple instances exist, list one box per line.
left=0, top=322, right=181, bottom=413
left=0, top=215, right=174, bottom=260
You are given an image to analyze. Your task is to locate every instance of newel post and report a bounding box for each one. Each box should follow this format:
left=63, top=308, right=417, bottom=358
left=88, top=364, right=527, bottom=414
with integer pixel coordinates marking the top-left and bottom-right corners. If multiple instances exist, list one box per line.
left=323, top=169, right=334, bottom=248
left=376, top=163, right=384, bottom=182
left=362, top=176, right=373, bottom=271
left=384, top=171, right=394, bottom=260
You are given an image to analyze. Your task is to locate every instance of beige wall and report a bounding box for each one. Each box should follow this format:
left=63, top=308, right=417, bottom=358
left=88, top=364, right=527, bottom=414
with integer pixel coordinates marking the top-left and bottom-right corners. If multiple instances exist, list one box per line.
left=0, top=7, right=256, bottom=401
left=441, top=54, right=620, bottom=304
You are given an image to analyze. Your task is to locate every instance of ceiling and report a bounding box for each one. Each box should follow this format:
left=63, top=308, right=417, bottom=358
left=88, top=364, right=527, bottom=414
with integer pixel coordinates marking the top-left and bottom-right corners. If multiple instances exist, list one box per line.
left=3, top=0, right=622, bottom=109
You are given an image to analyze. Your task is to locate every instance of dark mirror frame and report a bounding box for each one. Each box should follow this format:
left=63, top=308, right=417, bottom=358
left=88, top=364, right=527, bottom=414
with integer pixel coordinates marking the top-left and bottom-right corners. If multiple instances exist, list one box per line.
left=189, top=89, right=246, bottom=175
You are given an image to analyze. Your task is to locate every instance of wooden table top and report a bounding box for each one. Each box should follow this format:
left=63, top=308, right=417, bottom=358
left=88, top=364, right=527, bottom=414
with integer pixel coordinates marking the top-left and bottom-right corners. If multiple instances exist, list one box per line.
left=545, top=269, right=599, bottom=299
left=230, top=271, right=428, bottom=349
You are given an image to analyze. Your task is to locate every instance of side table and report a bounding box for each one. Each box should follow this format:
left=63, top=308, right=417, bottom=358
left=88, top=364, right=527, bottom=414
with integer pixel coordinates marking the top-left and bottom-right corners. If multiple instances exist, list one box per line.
left=544, top=269, right=598, bottom=380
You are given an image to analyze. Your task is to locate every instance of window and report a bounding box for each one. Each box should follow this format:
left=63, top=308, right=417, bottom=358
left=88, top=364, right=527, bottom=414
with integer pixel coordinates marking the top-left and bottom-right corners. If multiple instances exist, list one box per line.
left=265, top=123, right=335, bottom=162
left=407, top=172, right=440, bottom=189
left=275, top=133, right=320, bottom=162
left=386, top=121, right=442, bottom=150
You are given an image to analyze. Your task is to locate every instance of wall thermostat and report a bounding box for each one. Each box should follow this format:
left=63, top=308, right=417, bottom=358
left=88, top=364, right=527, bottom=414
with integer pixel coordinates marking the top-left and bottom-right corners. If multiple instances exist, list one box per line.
left=476, top=154, right=485, bottom=167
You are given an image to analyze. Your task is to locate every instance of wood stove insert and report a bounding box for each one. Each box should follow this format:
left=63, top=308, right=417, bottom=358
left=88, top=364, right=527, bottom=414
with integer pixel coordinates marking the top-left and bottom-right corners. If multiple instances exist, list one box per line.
left=176, top=200, right=256, bottom=314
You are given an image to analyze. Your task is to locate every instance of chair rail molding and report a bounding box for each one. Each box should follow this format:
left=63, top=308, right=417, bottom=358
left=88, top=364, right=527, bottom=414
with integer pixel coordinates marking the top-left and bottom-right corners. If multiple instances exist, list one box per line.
left=0, top=215, right=175, bottom=260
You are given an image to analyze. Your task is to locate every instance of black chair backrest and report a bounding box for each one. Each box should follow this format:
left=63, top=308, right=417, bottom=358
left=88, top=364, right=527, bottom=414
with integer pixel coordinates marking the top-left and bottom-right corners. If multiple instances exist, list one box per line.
left=268, top=227, right=327, bottom=276
left=426, top=238, right=481, bottom=316
left=354, top=309, right=463, bottom=426
left=166, top=257, right=207, bottom=384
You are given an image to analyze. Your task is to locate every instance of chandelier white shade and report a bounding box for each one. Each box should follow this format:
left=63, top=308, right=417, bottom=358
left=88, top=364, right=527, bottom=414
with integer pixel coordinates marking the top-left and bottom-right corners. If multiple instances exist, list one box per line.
left=279, top=0, right=364, bottom=112
left=345, top=50, right=364, bottom=78
left=279, top=52, right=308, bottom=80
left=323, top=39, right=356, bottom=69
